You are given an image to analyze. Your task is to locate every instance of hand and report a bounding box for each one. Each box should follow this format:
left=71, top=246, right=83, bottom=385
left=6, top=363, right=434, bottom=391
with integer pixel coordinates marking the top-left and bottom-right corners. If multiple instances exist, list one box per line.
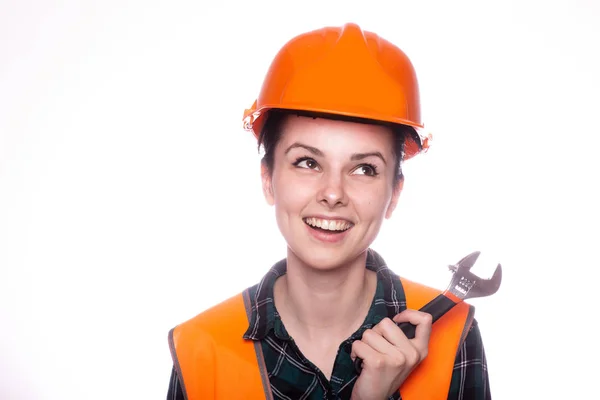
left=350, top=309, right=432, bottom=400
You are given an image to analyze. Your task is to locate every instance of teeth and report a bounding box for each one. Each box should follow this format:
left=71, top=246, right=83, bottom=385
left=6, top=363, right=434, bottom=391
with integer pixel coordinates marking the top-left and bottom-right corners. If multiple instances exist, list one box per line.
left=304, top=217, right=352, bottom=231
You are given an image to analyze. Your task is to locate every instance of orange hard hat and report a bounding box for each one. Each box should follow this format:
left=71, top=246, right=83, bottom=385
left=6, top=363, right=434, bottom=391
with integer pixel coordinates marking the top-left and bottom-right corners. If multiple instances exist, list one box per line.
left=242, top=22, right=431, bottom=160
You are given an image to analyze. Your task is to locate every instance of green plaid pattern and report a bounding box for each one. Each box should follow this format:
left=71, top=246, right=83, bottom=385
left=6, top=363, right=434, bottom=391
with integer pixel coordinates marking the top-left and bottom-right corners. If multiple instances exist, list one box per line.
left=167, top=249, right=491, bottom=399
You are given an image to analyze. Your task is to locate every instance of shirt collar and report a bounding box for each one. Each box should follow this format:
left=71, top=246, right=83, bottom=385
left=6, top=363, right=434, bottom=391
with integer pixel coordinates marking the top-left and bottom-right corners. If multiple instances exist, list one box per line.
left=243, top=248, right=407, bottom=341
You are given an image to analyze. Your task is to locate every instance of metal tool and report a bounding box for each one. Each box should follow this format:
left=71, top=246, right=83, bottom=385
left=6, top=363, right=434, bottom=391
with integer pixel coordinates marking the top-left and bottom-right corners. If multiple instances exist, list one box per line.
left=354, top=251, right=502, bottom=374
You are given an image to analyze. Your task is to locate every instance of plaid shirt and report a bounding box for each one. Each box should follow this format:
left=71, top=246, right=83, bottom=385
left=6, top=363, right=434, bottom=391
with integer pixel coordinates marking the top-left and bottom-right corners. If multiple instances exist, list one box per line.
left=167, top=249, right=491, bottom=400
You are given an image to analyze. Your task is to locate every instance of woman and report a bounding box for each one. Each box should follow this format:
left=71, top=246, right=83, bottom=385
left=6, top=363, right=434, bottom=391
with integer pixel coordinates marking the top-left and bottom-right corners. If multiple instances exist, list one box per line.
left=167, top=23, right=491, bottom=400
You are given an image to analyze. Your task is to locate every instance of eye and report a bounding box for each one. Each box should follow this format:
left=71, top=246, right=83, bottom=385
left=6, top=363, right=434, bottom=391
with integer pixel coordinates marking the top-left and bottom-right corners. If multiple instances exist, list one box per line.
left=293, top=157, right=320, bottom=170
left=353, top=164, right=379, bottom=177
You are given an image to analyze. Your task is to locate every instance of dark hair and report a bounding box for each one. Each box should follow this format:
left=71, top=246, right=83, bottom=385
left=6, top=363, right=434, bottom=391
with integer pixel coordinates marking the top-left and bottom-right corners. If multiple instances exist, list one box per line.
left=258, top=109, right=418, bottom=185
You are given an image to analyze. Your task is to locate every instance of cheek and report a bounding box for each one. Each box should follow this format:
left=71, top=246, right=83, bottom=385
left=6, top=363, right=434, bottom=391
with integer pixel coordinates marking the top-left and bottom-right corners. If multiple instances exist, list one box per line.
left=272, top=172, right=314, bottom=210
left=350, top=186, right=393, bottom=217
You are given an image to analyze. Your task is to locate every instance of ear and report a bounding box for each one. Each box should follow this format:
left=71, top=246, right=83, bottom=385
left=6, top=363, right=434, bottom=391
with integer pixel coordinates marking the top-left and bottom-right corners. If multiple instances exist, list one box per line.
left=385, top=178, right=404, bottom=219
left=261, top=162, right=275, bottom=206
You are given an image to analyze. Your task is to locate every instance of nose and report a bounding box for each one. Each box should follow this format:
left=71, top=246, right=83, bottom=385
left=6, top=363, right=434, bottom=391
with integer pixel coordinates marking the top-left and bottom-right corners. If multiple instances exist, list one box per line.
left=317, top=172, right=348, bottom=208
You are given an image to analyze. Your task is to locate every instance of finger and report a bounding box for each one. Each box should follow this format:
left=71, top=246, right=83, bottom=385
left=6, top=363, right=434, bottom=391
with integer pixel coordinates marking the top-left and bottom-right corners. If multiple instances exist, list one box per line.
left=392, top=309, right=433, bottom=353
left=350, top=339, right=381, bottom=367
left=371, top=317, right=412, bottom=348
left=370, top=318, right=422, bottom=366
left=360, top=325, right=401, bottom=355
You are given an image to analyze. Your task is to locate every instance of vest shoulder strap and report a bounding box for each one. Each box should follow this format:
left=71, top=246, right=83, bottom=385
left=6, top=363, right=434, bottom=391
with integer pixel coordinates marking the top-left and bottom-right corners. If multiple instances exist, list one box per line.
left=399, top=277, right=475, bottom=400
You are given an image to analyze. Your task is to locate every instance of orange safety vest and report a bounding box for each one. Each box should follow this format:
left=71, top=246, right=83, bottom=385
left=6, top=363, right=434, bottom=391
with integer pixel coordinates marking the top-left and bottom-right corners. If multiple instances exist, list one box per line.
left=169, top=277, right=474, bottom=400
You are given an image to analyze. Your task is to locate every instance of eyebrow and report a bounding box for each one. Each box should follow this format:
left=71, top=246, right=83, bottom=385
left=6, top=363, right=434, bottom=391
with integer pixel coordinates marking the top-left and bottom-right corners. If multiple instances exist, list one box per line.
left=284, top=142, right=387, bottom=165
left=350, top=151, right=387, bottom=165
left=284, top=143, right=324, bottom=157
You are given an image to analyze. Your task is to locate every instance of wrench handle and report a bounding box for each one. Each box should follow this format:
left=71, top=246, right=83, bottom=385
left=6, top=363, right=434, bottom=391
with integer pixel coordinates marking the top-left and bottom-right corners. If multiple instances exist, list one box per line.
left=353, top=293, right=459, bottom=374
left=420, top=292, right=460, bottom=325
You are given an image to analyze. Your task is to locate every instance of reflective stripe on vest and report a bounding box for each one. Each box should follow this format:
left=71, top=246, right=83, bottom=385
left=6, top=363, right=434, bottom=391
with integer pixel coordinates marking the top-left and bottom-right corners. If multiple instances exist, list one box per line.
left=169, top=277, right=475, bottom=400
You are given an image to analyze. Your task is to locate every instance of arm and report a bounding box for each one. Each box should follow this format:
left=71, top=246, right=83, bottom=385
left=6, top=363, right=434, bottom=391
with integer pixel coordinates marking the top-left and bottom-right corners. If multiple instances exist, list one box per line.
left=447, top=319, right=491, bottom=400
left=166, top=366, right=186, bottom=400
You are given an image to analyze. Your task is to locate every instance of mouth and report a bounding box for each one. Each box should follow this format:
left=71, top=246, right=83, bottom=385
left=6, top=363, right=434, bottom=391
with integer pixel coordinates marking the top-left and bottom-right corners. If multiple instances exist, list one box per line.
left=303, top=217, right=354, bottom=233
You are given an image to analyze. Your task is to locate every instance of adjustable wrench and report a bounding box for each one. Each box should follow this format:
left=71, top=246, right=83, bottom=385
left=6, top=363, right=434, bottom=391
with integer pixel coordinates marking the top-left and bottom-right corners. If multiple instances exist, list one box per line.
left=354, top=251, right=502, bottom=373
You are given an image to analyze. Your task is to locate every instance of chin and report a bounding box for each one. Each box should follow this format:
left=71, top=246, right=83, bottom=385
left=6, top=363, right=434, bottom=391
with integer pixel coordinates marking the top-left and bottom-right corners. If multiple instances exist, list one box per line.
left=287, top=244, right=366, bottom=272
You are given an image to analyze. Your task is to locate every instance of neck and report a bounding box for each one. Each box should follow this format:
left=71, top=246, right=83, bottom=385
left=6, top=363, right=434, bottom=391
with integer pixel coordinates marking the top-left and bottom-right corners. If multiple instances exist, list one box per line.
left=274, top=250, right=377, bottom=342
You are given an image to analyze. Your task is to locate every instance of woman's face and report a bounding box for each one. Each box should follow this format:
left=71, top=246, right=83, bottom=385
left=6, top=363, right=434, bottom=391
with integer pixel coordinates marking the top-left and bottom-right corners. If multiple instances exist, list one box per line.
left=262, top=115, right=402, bottom=271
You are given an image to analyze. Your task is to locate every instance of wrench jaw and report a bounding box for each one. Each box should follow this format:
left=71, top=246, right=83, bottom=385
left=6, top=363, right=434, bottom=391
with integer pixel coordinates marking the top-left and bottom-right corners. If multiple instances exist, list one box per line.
left=450, top=251, right=481, bottom=272
left=466, top=263, right=502, bottom=299
left=446, top=251, right=503, bottom=301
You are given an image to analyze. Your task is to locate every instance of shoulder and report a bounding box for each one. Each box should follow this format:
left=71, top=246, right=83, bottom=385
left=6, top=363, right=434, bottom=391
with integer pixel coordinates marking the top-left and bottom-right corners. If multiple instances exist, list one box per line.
left=448, top=318, right=491, bottom=399
left=459, top=317, right=486, bottom=349
left=397, top=276, right=445, bottom=309
left=171, top=290, right=250, bottom=338
left=397, top=276, right=442, bottom=296
left=453, top=317, right=489, bottom=373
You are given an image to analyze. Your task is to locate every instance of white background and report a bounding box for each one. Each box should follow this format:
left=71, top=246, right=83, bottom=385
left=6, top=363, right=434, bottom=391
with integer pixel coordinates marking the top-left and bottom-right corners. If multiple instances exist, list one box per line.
left=1, top=1, right=599, bottom=399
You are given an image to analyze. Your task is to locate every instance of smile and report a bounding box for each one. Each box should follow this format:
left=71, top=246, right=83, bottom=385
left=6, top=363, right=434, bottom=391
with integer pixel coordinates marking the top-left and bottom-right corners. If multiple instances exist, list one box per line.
left=303, top=217, right=354, bottom=232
